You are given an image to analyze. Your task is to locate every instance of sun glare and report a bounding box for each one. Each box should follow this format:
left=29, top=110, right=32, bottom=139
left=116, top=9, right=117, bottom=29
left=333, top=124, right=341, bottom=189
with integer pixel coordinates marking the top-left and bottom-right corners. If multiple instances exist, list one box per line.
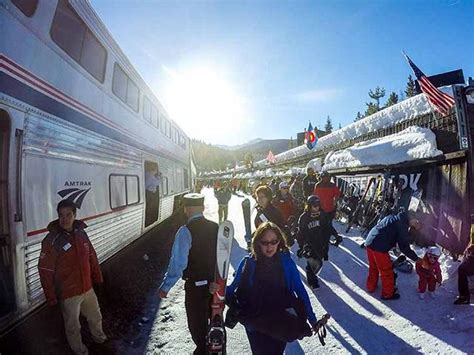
left=162, top=67, right=246, bottom=142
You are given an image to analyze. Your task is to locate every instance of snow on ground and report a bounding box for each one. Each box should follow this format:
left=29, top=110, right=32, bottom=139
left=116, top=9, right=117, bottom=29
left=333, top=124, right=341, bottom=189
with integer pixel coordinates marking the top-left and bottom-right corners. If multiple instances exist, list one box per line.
left=323, top=126, right=443, bottom=170
left=146, top=188, right=473, bottom=354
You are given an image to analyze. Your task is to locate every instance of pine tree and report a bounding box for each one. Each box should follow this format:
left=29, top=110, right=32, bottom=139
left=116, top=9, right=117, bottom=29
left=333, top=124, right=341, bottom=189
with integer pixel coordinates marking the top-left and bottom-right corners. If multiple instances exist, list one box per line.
left=385, top=92, right=399, bottom=107
left=354, top=111, right=364, bottom=122
left=365, top=102, right=379, bottom=116
left=244, top=153, right=254, bottom=168
left=338, top=123, right=342, bottom=129
left=324, top=115, right=333, bottom=133
left=405, top=75, right=417, bottom=98
left=368, top=86, right=386, bottom=109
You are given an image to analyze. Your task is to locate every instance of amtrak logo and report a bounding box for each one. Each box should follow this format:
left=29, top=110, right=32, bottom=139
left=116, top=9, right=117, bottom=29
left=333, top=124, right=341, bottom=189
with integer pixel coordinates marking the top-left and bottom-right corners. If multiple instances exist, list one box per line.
left=58, top=181, right=92, bottom=209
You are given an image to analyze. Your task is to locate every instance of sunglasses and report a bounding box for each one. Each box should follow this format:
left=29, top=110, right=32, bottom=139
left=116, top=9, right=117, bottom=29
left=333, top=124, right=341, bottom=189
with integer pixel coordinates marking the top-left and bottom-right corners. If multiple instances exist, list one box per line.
left=259, top=239, right=280, bottom=246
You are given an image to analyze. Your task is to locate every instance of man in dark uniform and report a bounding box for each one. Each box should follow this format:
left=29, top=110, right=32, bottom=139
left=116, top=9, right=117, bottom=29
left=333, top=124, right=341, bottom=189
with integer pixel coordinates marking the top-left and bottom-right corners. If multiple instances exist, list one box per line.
left=158, top=193, right=219, bottom=354
left=302, top=167, right=318, bottom=198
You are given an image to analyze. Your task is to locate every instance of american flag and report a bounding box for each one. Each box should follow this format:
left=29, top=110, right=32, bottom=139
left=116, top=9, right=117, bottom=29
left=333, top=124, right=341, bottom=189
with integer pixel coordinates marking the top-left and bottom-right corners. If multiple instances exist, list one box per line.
left=266, top=150, right=276, bottom=164
left=404, top=53, right=455, bottom=115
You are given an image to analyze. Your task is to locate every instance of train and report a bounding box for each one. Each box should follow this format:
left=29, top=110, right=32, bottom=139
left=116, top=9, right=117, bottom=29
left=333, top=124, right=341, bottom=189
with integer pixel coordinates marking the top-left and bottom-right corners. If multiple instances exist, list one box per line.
left=0, top=0, right=194, bottom=331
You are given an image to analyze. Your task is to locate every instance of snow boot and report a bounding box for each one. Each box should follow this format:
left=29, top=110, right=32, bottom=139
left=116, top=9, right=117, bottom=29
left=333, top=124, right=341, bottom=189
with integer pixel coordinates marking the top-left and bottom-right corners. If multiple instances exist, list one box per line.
left=333, top=235, right=343, bottom=247
left=381, top=292, right=400, bottom=301
left=453, top=296, right=470, bottom=305
left=418, top=293, right=425, bottom=300
left=306, top=267, right=320, bottom=289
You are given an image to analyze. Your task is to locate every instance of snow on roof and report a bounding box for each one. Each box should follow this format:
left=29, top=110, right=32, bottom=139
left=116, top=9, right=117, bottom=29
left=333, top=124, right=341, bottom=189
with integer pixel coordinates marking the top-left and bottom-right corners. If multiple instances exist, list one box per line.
left=323, top=126, right=443, bottom=170
left=253, top=92, right=435, bottom=168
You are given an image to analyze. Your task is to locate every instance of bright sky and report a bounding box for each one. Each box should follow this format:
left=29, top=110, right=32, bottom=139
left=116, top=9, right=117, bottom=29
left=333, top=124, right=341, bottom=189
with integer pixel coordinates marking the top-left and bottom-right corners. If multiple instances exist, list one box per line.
left=91, top=0, right=474, bottom=146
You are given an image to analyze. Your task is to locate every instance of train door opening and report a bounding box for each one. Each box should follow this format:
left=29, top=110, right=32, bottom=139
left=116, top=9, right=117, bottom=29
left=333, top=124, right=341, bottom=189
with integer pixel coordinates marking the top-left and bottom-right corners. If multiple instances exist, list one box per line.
left=144, top=161, right=160, bottom=227
left=0, top=110, right=15, bottom=318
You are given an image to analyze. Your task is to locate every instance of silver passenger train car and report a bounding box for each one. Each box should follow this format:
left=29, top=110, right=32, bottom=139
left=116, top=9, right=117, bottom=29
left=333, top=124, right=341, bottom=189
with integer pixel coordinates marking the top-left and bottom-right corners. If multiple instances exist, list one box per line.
left=0, top=0, right=194, bottom=329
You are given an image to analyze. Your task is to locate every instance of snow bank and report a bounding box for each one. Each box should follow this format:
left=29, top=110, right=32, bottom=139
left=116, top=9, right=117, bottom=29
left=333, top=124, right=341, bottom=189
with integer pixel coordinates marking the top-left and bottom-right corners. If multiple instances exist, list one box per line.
left=252, top=93, right=434, bottom=168
left=323, top=126, right=443, bottom=170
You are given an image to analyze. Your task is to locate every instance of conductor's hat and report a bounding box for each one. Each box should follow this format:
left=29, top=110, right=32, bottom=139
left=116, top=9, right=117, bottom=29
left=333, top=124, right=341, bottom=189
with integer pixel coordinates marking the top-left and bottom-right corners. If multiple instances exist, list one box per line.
left=183, top=193, right=205, bottom=207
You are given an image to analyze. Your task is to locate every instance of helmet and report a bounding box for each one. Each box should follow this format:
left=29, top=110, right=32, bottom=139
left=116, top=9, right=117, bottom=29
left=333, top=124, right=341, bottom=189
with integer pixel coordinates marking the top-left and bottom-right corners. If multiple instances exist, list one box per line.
left=279, top=181, right=289, bottom=189
left=426, top=246, right=441, bottom=258
left=307, top=195, right=320, bottom=207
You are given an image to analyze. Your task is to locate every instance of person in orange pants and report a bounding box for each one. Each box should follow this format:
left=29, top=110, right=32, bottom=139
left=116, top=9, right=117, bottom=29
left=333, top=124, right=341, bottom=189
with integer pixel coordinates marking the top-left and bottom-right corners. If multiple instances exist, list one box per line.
left=365, top=211, right=421, bottom=300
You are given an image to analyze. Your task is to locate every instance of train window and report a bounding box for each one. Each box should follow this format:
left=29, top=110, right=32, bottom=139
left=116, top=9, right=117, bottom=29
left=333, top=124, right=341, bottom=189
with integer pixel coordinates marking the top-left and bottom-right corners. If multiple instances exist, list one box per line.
left=183, top=168, right=189, bottom=189
left=126, top=176, right=139, bottom=204
left=143, top=96, right=152, bottom=122
left=112, top=64, right=127, bottom=101
left=109, top=174, right=140, bottom=209
left=161, top=176, right=169, bottom=196
left=109, top=175, right=126, bottom=209
left=165, top=120, right=171, bottom=138
left=127, top=80, right=139, bottom=111
left=151, top=106, right=159, bottom=128
left=112, top=63, right=140, bottom=112
left=159, top=113, right=165, bottom=134
left=51, top=0, right=106, bottom=82
left=81, top=30, right=107, bottom=82
left=12, top=0, right=38, bottom=17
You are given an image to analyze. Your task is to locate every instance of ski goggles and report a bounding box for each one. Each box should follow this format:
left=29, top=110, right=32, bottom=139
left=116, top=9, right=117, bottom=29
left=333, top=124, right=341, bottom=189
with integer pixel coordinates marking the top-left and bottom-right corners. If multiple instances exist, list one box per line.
left=259, top=239, right=280, bottom=246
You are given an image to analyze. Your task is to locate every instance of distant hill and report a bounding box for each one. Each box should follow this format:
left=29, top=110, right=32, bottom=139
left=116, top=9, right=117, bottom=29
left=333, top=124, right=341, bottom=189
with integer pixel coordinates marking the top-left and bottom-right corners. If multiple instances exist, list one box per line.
left=192, top=138, right=293, bottom=172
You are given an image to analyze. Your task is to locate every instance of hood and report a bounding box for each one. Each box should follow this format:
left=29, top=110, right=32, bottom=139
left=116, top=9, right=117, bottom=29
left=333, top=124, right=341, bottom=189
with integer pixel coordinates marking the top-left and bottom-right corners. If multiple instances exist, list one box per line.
left=47, top=219, right=87, bottom=233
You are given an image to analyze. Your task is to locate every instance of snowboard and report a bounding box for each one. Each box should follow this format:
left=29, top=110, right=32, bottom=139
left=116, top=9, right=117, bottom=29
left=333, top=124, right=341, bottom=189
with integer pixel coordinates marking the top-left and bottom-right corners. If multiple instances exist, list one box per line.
left=207, top=220, right=234, bottom=355
left=242, top=199, right=252, bottom=245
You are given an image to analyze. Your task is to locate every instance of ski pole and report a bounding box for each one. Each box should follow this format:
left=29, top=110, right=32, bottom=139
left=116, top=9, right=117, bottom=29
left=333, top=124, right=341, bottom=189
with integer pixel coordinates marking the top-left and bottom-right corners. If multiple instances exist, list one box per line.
left=316, top=313, right=330, bottom=346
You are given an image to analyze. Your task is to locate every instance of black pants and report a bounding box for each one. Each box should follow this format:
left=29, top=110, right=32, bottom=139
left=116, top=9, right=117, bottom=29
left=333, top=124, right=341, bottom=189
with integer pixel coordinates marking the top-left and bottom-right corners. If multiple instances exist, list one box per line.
left=321, top=210, right=338, bottom=237
left=184, top=282, right=212, bottom=355
left=458, top=258, right=474, bottom=299
left=246, top=328, right=286, bottom=355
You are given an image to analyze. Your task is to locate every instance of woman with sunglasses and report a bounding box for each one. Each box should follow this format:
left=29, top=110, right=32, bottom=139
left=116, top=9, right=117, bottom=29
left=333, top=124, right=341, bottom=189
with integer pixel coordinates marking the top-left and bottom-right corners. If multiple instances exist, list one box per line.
left=226, top=222, right=321, bottom=354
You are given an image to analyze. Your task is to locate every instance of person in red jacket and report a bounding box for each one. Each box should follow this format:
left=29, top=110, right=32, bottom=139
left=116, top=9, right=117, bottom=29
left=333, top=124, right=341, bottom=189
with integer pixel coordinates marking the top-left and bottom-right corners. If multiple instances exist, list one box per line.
left=415, top=246, right=442, bottom=299
left=272, top=181, right=296, bottom=223
left=38, top=200, right=106, bottom=355
left=313, top=171, right=343, bottom=247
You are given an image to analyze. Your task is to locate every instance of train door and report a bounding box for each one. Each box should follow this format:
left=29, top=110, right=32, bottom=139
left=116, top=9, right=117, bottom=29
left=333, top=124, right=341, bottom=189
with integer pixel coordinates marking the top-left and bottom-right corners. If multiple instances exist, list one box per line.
left=0, top=110, right=15, bottom=318
left=144, top=160, right=160, bottom=227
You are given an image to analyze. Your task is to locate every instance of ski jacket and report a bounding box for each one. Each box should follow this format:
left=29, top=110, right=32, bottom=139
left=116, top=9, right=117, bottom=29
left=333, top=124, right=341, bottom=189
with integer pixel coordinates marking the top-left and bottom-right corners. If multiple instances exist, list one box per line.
left=365, top=212, right=419, bottom=262
left=297, top=211, right=326, bottom=255
left=415, top=256, right=442, bottom=283
left=38, top=220, right=102, bottom=305
left=214, top=187, right=232, bottom=205
left=254, top=203, right=285, bottom=229
left=302, top=175, right=318, bottom=198
left=227, top=252, right=317, bottom=324
left=272, top=192, right=296, bottom=222
left=313, top=180, right=341, bottom=213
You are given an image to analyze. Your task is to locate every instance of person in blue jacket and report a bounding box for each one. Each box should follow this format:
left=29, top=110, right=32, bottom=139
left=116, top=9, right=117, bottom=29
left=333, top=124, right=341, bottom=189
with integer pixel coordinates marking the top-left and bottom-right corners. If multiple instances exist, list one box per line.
left=365, top=211, right=421, bottom=300
left=226, top=222, right=322, bottom=354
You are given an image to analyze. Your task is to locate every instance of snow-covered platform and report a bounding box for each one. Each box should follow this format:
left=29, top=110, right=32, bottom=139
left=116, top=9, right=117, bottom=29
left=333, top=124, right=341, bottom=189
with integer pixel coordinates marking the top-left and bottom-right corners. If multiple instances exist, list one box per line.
left=148, top=188, right=473, bottom=354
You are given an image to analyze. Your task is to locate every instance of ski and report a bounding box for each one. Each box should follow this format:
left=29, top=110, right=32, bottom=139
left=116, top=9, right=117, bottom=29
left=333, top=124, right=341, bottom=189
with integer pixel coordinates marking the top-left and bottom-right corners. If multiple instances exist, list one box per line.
left=207, top=220, right=234, bottom=355
left=242, top=198, right=252, bottom=248
left=346, top=177, right=376, bottom=233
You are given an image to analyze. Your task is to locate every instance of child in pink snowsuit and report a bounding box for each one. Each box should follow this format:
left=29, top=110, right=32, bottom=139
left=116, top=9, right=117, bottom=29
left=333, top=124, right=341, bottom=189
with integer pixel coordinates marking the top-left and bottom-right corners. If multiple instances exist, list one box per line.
left=415, top=246, right=442, bottom=299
